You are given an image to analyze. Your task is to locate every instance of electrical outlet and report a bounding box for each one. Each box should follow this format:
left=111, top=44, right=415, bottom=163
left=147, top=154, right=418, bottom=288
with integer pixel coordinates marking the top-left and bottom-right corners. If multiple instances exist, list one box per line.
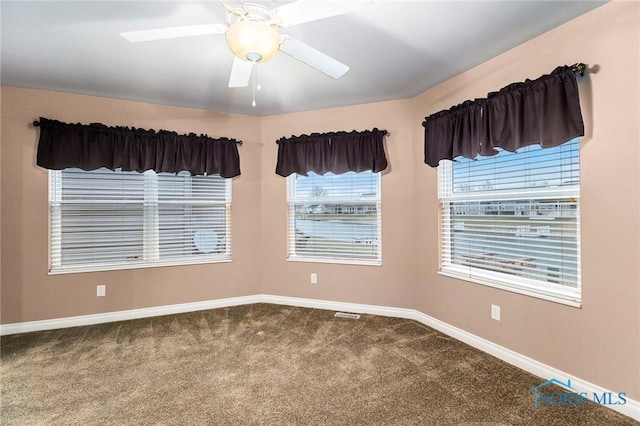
left=491, top=304, right=501, bottom=321
left=97, top=284, right=106, bottom=297
left=310, top=273, right=318, bottom=284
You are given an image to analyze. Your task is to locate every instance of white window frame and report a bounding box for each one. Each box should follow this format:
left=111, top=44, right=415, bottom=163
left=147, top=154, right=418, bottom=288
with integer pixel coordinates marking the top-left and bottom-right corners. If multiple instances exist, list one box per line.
left=437, top=140, right=581, bottom=307
left=49, top=168, right=232, bottom=274
left=286, top=171, right=382, bottom=266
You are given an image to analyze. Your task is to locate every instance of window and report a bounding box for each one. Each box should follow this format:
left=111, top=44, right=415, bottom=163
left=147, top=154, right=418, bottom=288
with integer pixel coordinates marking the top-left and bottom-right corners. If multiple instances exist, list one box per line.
left=287, top=171, right=381, bottom=265
left=438, top=138, right=581, bottom=306
left=49, top=168, right=231, bottom=273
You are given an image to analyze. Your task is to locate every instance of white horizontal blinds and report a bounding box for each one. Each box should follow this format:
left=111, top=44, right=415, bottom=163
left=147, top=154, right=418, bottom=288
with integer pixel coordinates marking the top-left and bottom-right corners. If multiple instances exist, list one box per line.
left=156, top=172, right=231, bottom=260
left=451, top=140, right=580, bottom=195
left=439, top=138, right=580, bottom=301
left=50, top=168, right=231, bottom=273
left=51, top=168, right=145, bottom=269
left=288, top=171, right=381, bottom=264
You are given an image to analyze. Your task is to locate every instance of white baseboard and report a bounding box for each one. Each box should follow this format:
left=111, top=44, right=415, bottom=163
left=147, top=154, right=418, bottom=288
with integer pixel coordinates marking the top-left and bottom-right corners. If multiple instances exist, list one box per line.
left=407, top=310, right=640, bottom=421
left=0, top=295, right=262, bottom=336
left=1, top=294, right=638, bottom=421
left=260, top=294, right=418, bottom=319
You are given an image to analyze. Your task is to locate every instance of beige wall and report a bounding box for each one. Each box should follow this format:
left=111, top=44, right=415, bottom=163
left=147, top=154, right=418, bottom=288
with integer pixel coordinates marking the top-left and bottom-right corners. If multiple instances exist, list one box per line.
left=1, top=1, right=638, bottom=401
left=1, top=88, right=263, bottom=321
left=259, top=99, right=418, bottom=309
left=411, top=1, right=639, bottom=400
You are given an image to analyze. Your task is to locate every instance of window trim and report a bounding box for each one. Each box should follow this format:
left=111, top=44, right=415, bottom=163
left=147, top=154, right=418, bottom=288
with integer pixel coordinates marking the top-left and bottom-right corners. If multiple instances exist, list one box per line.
left=47, top=256, right=233, bottom=276
left=438, top=267, right=581, bottom=308
left=286, top=171, right=382, bottom=266
left=48, top=169, right=232, bottom=275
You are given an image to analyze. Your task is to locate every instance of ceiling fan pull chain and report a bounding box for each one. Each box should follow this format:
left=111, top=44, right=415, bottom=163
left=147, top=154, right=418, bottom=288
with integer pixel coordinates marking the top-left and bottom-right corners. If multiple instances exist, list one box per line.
left=256, top=63, right=261, bottom=91
left=252, top=63, right=257, bottom=107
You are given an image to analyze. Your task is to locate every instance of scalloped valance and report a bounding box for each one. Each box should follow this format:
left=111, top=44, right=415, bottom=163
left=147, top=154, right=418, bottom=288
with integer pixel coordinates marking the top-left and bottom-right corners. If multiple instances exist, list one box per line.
left=35, top=117, right=241, bottom=177
left=275, top=128, right=388, bottom=177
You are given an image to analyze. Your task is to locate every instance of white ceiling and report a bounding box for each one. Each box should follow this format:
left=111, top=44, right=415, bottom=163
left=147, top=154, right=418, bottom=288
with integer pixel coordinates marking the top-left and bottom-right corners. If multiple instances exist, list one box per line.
left=1, top=1, right=606, bottom=117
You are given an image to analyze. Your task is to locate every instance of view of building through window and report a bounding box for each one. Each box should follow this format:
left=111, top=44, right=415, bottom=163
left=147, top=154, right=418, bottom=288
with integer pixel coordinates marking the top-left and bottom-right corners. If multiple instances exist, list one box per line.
left=438, top=139, right=581, bottom=304
left=49, top=168, right=231, bottom=273
left=287, top=171, right=381, bottom=265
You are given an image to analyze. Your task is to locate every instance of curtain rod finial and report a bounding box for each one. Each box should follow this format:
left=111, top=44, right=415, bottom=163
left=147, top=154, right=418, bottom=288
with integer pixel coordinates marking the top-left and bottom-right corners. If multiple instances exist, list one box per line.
left=33, top=120, right=40, bottom=127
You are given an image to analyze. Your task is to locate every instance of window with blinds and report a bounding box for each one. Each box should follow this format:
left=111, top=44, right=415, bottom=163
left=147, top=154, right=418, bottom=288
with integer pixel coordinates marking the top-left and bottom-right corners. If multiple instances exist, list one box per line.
left=287, top=171, right=381, bottom=265
left=49, top=168, right=231, bottom=273
left=437, top=138, right=581, bottom=305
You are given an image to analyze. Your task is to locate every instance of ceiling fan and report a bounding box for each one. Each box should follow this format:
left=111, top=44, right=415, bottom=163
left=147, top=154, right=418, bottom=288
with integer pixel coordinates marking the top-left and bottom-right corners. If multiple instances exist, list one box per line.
left=120, top=0, right=370, bottom=89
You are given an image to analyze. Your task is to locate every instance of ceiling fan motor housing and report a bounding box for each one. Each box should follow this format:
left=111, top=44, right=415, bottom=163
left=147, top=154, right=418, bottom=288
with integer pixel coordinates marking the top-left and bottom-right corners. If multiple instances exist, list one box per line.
left=225, top=3, right=279, bottom=26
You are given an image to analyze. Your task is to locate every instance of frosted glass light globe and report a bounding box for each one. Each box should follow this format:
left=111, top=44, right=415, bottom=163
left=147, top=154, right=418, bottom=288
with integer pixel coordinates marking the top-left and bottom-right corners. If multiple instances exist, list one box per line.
left=225, top=20, right=280, bottom=63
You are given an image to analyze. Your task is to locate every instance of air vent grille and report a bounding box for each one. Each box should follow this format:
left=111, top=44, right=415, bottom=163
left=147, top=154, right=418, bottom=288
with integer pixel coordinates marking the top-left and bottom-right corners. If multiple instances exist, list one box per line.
left=334, top=312, right=361, bottom=320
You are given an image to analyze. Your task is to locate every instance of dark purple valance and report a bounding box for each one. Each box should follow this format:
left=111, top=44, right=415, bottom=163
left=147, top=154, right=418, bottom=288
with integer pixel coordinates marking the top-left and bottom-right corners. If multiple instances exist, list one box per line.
left=275, top=128, right=388, bottom=177
left=35, top=117, right=241, bottom=177
left=422, top=99, right=492, bottom=167
left=423, top=65, right=585, bottom=167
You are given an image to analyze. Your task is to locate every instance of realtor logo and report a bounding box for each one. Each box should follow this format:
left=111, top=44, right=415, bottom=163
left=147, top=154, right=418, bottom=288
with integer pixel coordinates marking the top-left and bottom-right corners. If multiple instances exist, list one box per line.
left=530, top=378, right=627, bottom=408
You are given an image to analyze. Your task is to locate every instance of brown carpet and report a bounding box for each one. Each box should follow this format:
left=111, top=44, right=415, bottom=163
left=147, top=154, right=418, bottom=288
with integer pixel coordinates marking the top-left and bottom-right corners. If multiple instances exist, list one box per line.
left=1, top=303, right=636, bottom=425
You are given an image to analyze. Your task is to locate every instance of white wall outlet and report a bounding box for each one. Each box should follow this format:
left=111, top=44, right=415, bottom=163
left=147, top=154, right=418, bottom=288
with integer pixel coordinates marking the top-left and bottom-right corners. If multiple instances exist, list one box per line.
left=97, top=284, right=106, bottom=297
left=310, top=273, right=318, bottom=284
left=491, top=304, right=501, bottom=321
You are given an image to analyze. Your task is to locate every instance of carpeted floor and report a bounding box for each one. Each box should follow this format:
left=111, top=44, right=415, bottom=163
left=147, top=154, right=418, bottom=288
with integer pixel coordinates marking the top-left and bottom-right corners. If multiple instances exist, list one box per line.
left=1, top=303, right=637, bottom=425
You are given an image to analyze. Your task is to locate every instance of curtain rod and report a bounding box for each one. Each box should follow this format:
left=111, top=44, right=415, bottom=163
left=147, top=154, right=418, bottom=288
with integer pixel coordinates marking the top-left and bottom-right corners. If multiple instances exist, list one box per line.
left=31, top=120, right=243, bottom=145
left=277, top=129, right=390, bottom=142
left=572, top=63, right=586, bottom=77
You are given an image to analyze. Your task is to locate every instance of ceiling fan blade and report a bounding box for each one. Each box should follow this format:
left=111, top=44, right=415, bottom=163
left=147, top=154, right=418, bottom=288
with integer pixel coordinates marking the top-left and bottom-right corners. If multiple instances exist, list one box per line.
left=275, top=0, right=371, bottom=27
left=228, top=56, right=253, bottom=88
left=120, top=24, right=227, bottom=43
left=279, top=36, right=349, bottom=79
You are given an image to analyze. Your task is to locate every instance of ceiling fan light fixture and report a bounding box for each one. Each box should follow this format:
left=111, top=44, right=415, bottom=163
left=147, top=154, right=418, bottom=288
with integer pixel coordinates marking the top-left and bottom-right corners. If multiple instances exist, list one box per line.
left=225, top=20, right=280, bottom=63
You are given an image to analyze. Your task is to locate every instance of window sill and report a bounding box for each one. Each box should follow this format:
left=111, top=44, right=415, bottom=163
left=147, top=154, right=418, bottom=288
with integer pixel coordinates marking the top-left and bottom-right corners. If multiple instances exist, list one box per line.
left=49, top=257, right=232, bottom=275
left=287, top=256, right=381, bottom=267
left=438, top=267, right=581, bottom=308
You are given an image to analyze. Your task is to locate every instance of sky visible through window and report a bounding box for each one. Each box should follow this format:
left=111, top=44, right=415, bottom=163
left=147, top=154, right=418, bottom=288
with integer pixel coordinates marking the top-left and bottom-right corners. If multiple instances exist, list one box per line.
left=452, top=138, right=580, bottom=193
left=293, top=171, right=379, bottom=199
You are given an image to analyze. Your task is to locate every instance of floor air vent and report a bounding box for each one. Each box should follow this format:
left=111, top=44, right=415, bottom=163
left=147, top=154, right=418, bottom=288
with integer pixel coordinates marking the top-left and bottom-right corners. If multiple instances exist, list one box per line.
left=334, top=312, right=361, bottom=319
